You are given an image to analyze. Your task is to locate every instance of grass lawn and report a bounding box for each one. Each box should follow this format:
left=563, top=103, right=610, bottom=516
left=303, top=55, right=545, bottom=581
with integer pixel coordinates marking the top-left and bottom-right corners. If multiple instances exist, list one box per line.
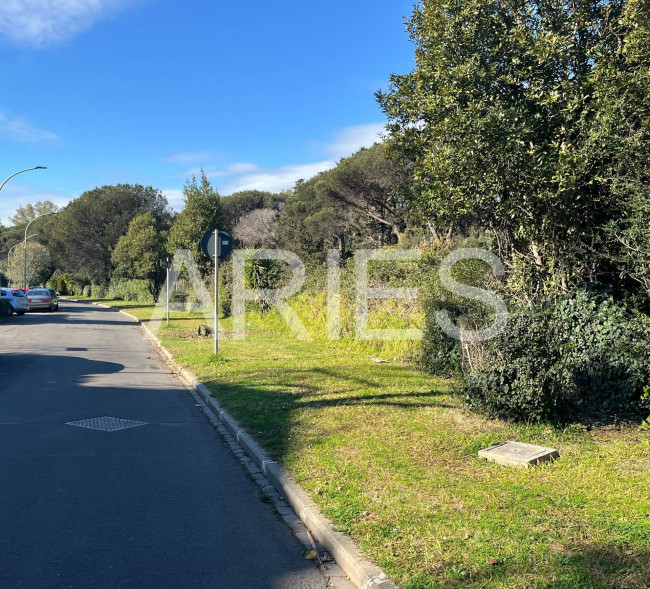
left=74, top=297, right=650, bottom=589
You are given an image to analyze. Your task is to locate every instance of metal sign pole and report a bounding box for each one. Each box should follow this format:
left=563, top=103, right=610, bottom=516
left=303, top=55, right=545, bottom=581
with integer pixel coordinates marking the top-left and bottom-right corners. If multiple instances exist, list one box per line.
left=166, top=265, right=170, bottom=325
left=214, top=229, right=219, bottom=355
left=201, top=229, right=231, bottom=355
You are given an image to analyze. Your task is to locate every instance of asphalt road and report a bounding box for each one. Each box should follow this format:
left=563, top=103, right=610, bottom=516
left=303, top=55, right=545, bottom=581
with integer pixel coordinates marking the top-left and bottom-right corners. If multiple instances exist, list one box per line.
left=0, top=302, right=328, bottom=589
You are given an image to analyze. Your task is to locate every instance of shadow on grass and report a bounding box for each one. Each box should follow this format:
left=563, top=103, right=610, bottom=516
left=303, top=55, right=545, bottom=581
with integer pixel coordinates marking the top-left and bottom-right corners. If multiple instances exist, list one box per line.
left=199, top=369, right=454, bottom=461
left=416, top=546, right=650, bottom=589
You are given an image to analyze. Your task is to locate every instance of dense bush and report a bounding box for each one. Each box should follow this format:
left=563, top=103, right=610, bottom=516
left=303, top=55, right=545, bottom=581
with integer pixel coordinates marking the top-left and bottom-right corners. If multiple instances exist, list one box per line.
left=91, top=283, right=108, bottom=298
left=108, top=279, right=154, bottom=302
left=48, top=271, right=78, bottom=295
left=464, top=290, right=650, bottom=421
left=421, top=297, right=490, bottom=376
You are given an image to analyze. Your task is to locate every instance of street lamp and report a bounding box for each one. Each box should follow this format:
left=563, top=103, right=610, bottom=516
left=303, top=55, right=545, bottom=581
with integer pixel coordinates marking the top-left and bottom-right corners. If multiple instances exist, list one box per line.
left=24, top=212, right=58, bottom=291
left=8, top=237, right=36, bottom=257
left=0, top=166, right=47, bottom=194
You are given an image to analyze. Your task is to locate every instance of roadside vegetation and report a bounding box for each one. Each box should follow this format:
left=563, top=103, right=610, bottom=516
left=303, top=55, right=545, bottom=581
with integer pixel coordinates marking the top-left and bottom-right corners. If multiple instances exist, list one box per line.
left=73, top=297, right=650, bottom=589
left=4, top=0, right=650, bottom=586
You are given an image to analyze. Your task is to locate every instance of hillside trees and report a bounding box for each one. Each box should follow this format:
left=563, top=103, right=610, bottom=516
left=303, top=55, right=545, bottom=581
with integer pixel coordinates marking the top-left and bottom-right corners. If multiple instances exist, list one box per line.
left=322, top=143, right=408, bottom=245
left=0, top=224, right=27, bottom=253
left=221, top=189, right=286, bottom=234
left=275, top=176, right=366, bottom=262
left=275, top=145, right=407, bottom=262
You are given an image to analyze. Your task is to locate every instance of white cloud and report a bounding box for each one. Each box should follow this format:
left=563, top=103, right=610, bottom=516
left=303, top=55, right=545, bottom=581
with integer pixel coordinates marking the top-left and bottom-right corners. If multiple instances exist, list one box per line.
left=321, top=122, right=385, bottom=160
left=209, top=161, right=336, bottom=195
left=0, top=0, right=136, bottom=47
left=0, top=111, right=59, bottom=143
left=163, top=122, right=387, bottom=203
left=1, top=184, right=73, bottom=226
left=161, top=189, right=185, bottom=211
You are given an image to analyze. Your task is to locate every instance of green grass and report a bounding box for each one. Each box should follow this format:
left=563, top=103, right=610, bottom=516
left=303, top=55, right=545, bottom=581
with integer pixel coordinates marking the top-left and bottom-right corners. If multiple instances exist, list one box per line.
left=76, top=297, right=650, bottom=589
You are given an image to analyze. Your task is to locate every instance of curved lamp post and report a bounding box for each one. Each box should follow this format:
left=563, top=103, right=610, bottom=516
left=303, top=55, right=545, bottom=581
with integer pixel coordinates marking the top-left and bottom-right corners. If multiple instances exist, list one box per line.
left=8, top=237, right=35, bottom=257
left=24, top=212, right=58, bottom=290
left=0, top=166, right=47, bottom=194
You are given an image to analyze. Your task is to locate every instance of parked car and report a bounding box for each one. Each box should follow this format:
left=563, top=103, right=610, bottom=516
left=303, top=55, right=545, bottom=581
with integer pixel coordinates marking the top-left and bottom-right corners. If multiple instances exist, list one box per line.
left=27, top=288, right=59, bottom=312
left=0, top=288, right=30, bottom=315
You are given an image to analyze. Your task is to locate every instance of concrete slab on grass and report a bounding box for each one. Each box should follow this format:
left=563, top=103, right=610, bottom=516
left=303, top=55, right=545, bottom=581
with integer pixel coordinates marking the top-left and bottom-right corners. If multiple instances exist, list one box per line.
left=478, top=441, right=559, bottom=468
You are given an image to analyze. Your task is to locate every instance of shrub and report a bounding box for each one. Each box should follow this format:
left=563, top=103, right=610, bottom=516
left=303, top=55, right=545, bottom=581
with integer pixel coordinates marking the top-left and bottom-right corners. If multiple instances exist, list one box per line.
left=108, top=279, right=154, bottom=302
left=48, top=271, right=77, bottom=295
left=91, top=283, right=108, bottom=298
left=464, top=289, right=650, bottom=421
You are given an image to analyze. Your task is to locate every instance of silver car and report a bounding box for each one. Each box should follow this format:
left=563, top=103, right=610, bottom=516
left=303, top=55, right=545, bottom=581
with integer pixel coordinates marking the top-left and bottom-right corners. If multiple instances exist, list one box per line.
left=27, top=288, right=59, bottom=311
left=0, top=288, right=29, bottom=315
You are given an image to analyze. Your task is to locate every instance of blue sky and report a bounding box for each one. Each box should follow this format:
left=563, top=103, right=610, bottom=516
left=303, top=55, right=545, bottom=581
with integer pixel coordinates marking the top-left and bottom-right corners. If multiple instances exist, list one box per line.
left=0, top=0, right=415, bottom=224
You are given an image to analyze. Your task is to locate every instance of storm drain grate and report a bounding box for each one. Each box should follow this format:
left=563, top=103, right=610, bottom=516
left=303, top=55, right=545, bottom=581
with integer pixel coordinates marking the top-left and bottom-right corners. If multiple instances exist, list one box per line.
left=66, top=416, right=147, bottom=432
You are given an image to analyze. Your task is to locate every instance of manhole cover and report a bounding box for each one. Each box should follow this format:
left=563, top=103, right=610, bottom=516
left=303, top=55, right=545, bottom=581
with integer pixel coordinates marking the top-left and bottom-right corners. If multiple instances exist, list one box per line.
left=478, top=440, right=559, bottom=467
left=66, top=416, right=147, bottom=432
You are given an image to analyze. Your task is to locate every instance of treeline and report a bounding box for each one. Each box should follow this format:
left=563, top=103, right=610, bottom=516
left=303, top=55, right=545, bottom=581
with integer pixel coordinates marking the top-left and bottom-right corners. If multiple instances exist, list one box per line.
left=0, top=142, right=407, bottom=295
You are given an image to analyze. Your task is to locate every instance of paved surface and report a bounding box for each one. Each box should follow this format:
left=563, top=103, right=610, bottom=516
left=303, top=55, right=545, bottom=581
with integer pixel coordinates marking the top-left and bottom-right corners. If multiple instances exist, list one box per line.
left=0, top=302, right=328, bottom=589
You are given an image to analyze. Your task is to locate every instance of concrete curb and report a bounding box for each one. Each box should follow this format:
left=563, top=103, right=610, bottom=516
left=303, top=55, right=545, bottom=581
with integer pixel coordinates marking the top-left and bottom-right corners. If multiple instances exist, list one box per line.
left=77, top=300, right=397, bottom=589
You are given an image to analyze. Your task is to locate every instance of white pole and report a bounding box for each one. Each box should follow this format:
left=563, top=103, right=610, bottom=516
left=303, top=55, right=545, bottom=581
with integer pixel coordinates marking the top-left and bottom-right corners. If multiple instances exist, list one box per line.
left=214, top=229, right=219, bottom=355
left=166, top=265, right=170, bottom=325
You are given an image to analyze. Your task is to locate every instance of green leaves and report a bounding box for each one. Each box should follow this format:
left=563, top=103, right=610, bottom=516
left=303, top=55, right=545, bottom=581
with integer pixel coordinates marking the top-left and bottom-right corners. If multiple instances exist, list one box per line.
left=49, top=184, right=169, bottom=282
left=379, top=0, right=650, bottom=300
left=464, top=289, right=650, bottom=421
left=167, top=171, right=222, bottom=273
left=111, top=212, right=164, bottom=289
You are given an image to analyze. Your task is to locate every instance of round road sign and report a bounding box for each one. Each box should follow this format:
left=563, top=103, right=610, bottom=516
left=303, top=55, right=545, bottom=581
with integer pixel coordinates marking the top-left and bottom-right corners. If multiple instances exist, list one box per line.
left=201, top=230, right=233, bottom=260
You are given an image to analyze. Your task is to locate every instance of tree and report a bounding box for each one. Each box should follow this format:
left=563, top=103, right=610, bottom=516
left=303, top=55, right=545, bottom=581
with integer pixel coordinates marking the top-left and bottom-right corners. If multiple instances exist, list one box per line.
left=221, top=190, right=286, bottom=234
left=322, top=143, right=408, bottom=244
left=9, top=201, right=59, bottom=226
left=5, top=242, right=54, bottom=287
left=111, top=212, right=165, bottom=294
left=378, top=0, right=650, bottom=300
left=598, top=0, right=650, bottom=302
left=167, top=171, right=222, bottom=273
left=275, top=176, right=372, bottom=262
left=233, top=208, right=278, bottom=247
left=49, top=184, right=169, bottom=283
left=0, top=224, right=26, bottom=253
